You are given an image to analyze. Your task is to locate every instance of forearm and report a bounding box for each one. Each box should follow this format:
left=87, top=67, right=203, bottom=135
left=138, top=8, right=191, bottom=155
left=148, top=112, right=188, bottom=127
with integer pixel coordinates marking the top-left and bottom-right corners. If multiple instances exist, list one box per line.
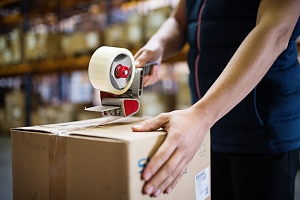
left=146, top=0, right=187, bottom=60
left=148, top=18, right=187, bottom=59
left=193, top=0, right=300, bottom=126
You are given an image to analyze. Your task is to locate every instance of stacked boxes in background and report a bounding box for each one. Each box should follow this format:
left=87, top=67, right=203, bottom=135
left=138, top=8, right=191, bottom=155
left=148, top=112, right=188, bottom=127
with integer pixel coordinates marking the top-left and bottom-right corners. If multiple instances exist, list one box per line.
left=23, top=31, right=40, bottom=61
left=0, top=108, right=6, bottom=134
left=126, top=12, right=144, bottom=49
left=0, top=5, right=173, bottom=66
left=23, top=31, right=101, bottom=61
left=0, top=28, right=22, bottom=66
left=61, top=31, right=101, bottom=56
left=9, top=28, right=22, bottom=64
left=24, top=31, right=62, bottom=61
left=0, top=36, right=5, bottom=65
left=103, top=24, right=129, bottom=48
left=144, top=7, right=172, bottom=41
left=46, top=33, right=62, bottom=59
left=4, top=90, right=26, bottom=130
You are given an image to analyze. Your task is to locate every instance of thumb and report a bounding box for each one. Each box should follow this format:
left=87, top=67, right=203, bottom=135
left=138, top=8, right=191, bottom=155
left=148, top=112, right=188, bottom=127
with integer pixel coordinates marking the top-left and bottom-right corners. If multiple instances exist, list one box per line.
left=134, top=51, right=146, bottom=68
left=134, top=60, right=145, bottom=69
left=132, top=116, right=166, bottom=132
left=134, top=50, right=154, bottom=68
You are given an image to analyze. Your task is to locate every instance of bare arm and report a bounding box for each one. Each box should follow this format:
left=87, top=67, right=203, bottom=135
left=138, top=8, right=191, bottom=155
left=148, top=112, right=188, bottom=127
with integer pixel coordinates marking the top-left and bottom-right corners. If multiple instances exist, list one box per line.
left=194, top=0, right=300, bottom=126
left=134, top=0, right=187, bottom=86
left=153, top=0, right=188, bottom=59
left=133, top=0, right=300, bottom=197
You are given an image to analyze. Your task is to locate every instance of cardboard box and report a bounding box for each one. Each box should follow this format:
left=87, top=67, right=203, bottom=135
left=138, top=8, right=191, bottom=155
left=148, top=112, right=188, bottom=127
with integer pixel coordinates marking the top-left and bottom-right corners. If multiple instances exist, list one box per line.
left=11, top=117, right=210, bottom=200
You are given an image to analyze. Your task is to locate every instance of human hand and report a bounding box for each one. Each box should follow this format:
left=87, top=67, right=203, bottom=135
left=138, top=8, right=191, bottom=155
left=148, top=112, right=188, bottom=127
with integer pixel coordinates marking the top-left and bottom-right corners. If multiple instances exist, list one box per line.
left=131, top=107, right=209, bottom=197
left=134, top=41, right=163, bottom=87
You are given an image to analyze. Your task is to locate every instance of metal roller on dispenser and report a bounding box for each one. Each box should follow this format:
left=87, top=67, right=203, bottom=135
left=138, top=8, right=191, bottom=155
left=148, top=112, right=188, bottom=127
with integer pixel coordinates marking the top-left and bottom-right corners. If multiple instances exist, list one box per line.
left=85, top=46, right=158, bottom=117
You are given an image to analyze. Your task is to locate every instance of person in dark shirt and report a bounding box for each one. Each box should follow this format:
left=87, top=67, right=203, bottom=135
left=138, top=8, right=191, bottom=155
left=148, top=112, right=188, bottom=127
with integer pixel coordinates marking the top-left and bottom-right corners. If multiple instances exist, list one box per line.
left=132, top=0, right=300, bottom=199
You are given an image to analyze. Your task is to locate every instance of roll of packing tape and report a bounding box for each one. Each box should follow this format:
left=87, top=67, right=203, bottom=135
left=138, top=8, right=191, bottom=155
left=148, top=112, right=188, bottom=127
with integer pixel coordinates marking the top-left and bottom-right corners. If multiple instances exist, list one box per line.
left=88, top=46, right=135, bottom=95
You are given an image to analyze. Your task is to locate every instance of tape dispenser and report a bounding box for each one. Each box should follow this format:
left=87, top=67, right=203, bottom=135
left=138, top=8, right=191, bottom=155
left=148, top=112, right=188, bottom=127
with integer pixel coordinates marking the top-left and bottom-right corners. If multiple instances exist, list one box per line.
left=85, top=46, right=157, bottom=117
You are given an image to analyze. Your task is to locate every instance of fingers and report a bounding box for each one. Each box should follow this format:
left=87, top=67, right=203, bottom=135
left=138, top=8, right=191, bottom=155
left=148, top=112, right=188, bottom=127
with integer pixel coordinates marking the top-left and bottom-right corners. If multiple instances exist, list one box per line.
left=131, top=113, right=167, bottom=132
left=163, top=160, right=188, bottom=195
left=142, top=135, right=177, bottom=182
left=143, top=65, right=160, bottom=87
left=134, top=44, right=162, bottom=86
left=144, top=148, right=189, bottom=197
left=134, top=49, right=161, bottom=87
left=142, top=76, right=150, bottom=87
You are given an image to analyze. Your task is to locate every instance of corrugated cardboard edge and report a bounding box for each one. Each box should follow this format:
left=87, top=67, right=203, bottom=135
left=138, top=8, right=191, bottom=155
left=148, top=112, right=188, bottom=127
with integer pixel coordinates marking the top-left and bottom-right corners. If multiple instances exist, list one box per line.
left=10, top=116, right=153, bottom=140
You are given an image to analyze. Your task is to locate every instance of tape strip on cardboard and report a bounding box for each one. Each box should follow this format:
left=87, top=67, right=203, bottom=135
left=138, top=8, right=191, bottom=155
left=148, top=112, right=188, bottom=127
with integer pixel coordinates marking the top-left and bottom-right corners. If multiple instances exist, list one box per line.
left=49, top=135, right=67, bottom=200
left=48, top=116, right=123, bottom=136
left=47, top=116, right=147, bottom=199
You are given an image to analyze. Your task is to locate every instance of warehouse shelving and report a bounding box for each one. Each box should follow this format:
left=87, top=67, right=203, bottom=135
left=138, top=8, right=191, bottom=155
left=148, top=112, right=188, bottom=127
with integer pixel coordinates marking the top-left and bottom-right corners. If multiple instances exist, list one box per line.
left=0, top=0, right=185, bottom=78
left=0, top=0, right=186, bottom=127
left=0, top=45, right=188, bottom=77
left=0, top=0, right=18, bottom=7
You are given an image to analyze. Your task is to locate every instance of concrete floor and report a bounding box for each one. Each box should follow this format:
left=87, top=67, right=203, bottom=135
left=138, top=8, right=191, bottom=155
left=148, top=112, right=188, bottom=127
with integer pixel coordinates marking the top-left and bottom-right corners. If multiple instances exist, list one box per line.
left=0, top=136, right=12, bottom=200
left=0, top=135, right=300, bottom=200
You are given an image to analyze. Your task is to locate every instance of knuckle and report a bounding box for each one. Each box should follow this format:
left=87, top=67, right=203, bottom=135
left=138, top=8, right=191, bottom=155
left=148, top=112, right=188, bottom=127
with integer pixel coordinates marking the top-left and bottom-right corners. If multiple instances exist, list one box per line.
left=144, top=49, right=155, bottom=56
left=142, top=119, right=155, bottom=130
left=169, top=131, right=184, bottom=144
left=165, top=163, right=176, bottom=175
left=156, top=151, right=169, bottom=162
left=143, top=119, right=152, bottom=127
left=173, top=165, right=182, bottom=176
left=158, top=112, right=168, bottom=119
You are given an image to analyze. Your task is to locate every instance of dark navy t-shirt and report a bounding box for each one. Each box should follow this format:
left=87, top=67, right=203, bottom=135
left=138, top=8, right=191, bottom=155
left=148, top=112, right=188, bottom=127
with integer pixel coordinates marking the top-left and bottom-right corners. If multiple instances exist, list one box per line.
left=186, top=0, right=300, bottom=154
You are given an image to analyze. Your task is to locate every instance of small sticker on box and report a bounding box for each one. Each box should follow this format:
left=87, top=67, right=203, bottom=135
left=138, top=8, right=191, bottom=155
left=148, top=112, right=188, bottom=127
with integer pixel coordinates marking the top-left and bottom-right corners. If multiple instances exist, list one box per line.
left=195, top=167, right=210, bottom=200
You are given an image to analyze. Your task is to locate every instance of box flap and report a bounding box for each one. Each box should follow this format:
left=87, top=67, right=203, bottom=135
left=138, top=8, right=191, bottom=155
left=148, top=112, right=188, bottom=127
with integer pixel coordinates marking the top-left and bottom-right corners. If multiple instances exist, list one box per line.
left=12, top=117, right=166, bottom=142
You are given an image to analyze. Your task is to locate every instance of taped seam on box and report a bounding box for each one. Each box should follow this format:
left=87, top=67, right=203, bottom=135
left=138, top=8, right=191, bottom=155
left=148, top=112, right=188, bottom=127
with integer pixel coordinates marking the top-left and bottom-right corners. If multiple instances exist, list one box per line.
left=47, top=116, right=123, bottom=199
left=49, top=116, right=123, bottom=136
left=49, top=135, right=67, bottom=200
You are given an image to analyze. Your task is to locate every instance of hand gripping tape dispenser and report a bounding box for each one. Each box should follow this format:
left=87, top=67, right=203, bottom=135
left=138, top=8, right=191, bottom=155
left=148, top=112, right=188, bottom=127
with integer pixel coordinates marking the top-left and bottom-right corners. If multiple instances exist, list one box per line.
left=85, top=46, right=157, bottom=117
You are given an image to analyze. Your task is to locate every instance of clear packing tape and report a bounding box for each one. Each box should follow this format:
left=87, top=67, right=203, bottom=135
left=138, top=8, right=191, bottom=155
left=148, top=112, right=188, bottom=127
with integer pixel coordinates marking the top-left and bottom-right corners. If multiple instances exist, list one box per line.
left=88, top=46, right=135, bottom=95
left=38, top=116, right=148, bottom=136
left=48, top=116, right=122, bottom=136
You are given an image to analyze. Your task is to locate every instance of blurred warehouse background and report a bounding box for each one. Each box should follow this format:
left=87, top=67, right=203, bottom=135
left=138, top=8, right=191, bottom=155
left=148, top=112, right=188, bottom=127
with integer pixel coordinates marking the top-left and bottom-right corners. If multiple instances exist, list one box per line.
left=0, top=0, right=193, bottom=134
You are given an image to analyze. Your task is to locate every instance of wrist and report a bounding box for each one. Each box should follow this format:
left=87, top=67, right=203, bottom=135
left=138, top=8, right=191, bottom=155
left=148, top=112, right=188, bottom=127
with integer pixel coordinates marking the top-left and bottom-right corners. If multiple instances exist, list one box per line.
left=189, top=100, right=216, bottom=131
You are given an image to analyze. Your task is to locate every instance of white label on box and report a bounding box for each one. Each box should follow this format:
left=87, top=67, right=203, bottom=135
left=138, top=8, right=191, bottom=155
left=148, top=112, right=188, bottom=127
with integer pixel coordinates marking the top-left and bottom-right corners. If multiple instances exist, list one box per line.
left=195, top=167, right=210, bottom=200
